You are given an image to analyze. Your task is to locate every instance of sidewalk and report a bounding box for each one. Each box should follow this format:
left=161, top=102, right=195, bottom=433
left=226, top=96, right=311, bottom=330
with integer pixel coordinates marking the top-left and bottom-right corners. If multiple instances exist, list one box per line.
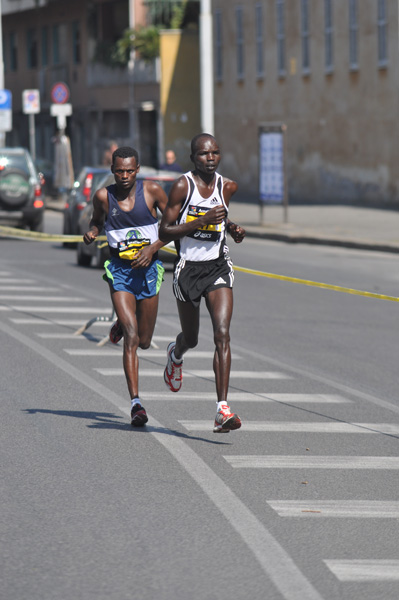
left=228, top=201, right=399, bottom=254
left=47, top=196, right=399, bottom=254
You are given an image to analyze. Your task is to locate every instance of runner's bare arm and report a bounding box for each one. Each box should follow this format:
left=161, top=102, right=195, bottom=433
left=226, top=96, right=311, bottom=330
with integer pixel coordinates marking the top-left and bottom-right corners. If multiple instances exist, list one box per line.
left=83, top=188, right=108, bottom=245
left=159, top=177, right=226, bottom=243
left=223, top=178, right=246, bottom=243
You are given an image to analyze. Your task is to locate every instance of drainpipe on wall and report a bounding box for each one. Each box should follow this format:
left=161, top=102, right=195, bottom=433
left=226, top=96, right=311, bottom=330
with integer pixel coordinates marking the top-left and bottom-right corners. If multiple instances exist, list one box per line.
left=200, top=0, right=214, bottom=136
left=0, top=1, right=5, bottom=148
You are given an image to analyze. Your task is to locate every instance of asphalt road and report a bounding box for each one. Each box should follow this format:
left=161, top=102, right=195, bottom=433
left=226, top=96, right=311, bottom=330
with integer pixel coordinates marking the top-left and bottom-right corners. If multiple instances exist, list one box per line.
left=1, top=211, right=399, bottom=600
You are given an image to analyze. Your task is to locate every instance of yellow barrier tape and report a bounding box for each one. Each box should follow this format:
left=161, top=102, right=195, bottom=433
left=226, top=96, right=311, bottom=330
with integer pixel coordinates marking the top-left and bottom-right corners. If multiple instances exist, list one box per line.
left=1, top=226, right=397, bottom=302
left=0, top=225, right=106, bottom=243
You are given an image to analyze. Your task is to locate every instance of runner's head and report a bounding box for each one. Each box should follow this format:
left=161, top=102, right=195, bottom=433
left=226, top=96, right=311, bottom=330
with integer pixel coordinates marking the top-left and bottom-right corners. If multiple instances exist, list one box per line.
left=190, top=134, right=221, bottom=176
left=112, top=146, right=140, bottom=168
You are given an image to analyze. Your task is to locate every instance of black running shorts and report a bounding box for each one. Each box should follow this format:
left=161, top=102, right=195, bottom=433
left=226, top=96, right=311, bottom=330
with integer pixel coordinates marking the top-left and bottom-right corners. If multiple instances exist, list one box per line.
left=173, top=253, right=234, bottom=307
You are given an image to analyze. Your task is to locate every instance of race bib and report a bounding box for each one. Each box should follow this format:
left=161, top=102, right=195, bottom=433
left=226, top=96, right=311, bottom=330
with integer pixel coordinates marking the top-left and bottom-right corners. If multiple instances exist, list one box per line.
left=186, top=206, right=222, bottom=242
left=118, top=238, right=150, bottom=260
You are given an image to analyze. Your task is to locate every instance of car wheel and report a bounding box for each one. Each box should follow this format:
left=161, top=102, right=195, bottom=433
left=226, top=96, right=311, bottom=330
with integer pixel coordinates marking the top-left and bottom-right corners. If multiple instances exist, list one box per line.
left=63, top=213, right=76, bottom=248
left=77, top=242, right=92, bottom=266
left=0, top=168, right=30, bottom=207
left=30, top=217, right=44, bottom=233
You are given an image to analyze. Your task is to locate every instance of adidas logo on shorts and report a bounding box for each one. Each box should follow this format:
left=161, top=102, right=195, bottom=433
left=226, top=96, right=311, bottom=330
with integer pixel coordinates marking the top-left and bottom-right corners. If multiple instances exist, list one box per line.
left=213, top=277, right=226, bottom=285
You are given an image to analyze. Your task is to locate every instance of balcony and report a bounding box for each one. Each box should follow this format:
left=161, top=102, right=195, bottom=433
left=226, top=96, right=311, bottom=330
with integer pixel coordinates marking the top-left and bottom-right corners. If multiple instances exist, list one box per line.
left=87, top=58, right=160, bottom=88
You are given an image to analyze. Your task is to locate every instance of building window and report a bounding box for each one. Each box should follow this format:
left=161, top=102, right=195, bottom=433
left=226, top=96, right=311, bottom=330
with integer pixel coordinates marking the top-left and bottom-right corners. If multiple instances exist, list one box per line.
left=349, top=0, right=358, bottom=70
left=72, top=21, right=81, bottom=64
left=324, top=0, right=333, bottom=72
left=26, top=28, right=38, bottom=69
left=9, top=32, right=18, bottom=71
left=377, top=0, right=388, bottom=67
left=41, top=26, right=48, bottom=67
left=236, top=6, right=244, bottom=80
left=255, top=3, right=264, bottom=78
left=276, top=0, right=285, bottom=76
left=52, top=25, right=60, bottom=64
left=301, top=0, right=310, bottom=73
left=214, top=9, right=223, bottom=82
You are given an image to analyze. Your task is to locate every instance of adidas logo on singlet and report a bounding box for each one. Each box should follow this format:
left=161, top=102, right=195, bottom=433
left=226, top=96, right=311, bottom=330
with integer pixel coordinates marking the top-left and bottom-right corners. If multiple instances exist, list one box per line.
left=213, top=277, right=226, bottom=285
left=210, top=197, right=219, bottom=205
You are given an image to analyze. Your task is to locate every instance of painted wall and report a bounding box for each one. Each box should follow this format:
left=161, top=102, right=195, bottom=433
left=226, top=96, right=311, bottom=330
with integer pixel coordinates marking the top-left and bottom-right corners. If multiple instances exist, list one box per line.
left=159, top=29, right=201, bottom=171
left=213, top=0, right=399, bottom=205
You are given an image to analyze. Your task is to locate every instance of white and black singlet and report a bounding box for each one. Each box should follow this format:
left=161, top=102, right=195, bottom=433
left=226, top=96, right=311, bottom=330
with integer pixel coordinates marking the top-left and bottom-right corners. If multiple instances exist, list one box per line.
left=173, top=171, right=234, bottom=306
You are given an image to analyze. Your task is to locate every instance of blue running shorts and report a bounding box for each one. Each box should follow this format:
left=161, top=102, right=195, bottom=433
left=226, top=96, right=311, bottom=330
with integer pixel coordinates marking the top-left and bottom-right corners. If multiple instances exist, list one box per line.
left=103, top=257, right=164, bottom=300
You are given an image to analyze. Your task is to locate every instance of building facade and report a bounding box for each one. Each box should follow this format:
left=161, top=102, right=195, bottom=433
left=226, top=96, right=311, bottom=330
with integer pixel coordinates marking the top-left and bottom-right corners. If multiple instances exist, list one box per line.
left=212, top=0, right=399, bottom=205
left=2, top=0, right=160, bottom=173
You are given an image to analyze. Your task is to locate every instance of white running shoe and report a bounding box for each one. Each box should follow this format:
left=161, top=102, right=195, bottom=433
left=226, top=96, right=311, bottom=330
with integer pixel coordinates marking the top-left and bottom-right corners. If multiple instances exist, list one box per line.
left=164, top=342, right=183, bottom=392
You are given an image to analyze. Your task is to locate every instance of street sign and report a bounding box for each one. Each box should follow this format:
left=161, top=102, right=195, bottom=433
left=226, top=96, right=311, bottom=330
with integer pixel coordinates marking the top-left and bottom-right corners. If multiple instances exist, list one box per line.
left=50, top=103, right=72, bottom=131
left=0, top=89, right=12, bottom=132
left=51, top=82, right=70, bottom=104
left=22, top=89, right=40, bottom=114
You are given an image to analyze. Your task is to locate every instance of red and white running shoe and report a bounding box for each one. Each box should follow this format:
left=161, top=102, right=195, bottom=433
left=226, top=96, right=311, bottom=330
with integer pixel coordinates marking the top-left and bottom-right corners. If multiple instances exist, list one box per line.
left=213, top=405, right=242, bottom=433
left=131, top=403, right=148, bottom=427
left=109, top=319, right=123, bottom=344
left=164, top=342, right=183, bottom=392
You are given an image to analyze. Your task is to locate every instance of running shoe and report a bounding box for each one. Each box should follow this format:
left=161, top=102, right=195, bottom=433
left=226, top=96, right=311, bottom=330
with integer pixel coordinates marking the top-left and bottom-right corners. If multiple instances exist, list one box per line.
left=164, top=342, right=183, bottom=392
left=109, top=319, right=123, bottom=344
left=213, top=405, right=242, bottom=433
left=131, top=403, right=148, bottom=427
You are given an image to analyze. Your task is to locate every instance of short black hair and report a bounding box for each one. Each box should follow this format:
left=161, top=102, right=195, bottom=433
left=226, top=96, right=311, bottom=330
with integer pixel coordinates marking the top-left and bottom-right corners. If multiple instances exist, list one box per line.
left=112, top=146, right=140, bottom=166
left=190, top=133, right=217, bottom=155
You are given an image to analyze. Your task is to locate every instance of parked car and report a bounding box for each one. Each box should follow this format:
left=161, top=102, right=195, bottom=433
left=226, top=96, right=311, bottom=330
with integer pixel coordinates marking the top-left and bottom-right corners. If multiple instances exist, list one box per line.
left=63, top=166, right=110, bottom=246
left=0, top=147, right=45, bottom=231
left=76, top=167, right=181, bottom=268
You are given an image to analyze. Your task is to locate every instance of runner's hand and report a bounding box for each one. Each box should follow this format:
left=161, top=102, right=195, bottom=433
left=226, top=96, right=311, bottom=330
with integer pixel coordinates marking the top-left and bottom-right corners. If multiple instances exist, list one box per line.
left=229, top=223, right=246, bottom=243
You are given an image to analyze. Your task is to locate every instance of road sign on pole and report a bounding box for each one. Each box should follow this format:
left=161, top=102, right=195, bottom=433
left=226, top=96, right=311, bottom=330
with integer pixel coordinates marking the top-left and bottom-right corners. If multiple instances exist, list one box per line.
left=22, top=89, right=40, bottom=114
left=0, top=89, right=12, bottom=132
left=51, top=82, right=70, bottom=104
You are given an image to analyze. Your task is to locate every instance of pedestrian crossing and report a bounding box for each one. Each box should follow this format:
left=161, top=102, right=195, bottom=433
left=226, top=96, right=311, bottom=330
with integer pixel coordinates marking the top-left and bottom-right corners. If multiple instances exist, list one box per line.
left=2, top=274, right=399, bottom=591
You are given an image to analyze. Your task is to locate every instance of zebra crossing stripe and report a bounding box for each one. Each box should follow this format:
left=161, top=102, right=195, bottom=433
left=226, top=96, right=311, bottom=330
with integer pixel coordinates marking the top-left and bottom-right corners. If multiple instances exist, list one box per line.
left=179, top=421, right=399, bottom=434
left=94, top=368, right=291, bottom=379
left=0, top=295, right=85, bottom=301
left=267, top=500, right=399, bottom=518
left=10, top=318, right=112, bottom=326
left=64, top=349, right=240, bottom=358
left=0, top=286, right=60, bottom=291
left=137, top=392, right=349, bottom=403
left=10, top=306, right=111, bottom=313
left=224, top=456, right=399, bottom=469
left=323, top=560, right=399, bottom=582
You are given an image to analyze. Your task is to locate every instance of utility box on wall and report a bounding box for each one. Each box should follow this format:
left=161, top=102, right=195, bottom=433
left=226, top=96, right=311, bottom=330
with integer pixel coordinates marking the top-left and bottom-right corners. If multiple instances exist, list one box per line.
left=159, top=29, right=201, bottom=170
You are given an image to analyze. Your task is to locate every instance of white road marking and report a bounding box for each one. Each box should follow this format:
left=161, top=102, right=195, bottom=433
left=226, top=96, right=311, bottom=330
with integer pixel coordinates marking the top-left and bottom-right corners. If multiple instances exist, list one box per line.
left=0, top=318, right=324, bottom=600
left=324, top=560, right=399, bottom=582
left=10, top=306, right=111, bottom=313
left=0, top=306, right=11, bottom=310
left=260, top=393, right=350, bottom=404
left=0, top=295, right=86, bottom=301
left=65, top=349, right=240, bottom=358
left=225, top=456, right=399, bottom=469
left=267, top=500, right=399, bottom=518
left=179, top=421, right=399, bottom=434
left=134, top=392, right=350, bottom=403
left=10, top=318, right=112, bottom=326
left=0, top=286, right=60, bottom=291
left=95, top=368, right=291, bottom=378
left=0, top=278, right=35, bottom=283
left=37, top=333, right=96, bottom=339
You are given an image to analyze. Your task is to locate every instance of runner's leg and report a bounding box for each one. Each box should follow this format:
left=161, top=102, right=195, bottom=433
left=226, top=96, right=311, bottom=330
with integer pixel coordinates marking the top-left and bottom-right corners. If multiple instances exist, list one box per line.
left=110, top=289, right=140, bottom=399
left=205, top=287, right=233, bottom=403
left=174, top=299, right=200, bottom=360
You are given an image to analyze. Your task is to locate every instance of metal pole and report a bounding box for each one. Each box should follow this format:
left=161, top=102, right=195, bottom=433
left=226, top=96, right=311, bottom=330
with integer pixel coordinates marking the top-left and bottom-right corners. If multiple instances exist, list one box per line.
left=128, top=0, right=139, bottom=150
left=200, top=0, right=214, bottom=135
left=0, top=1, right=5, bottom=147
left=29, top=114, right=36, bottom=161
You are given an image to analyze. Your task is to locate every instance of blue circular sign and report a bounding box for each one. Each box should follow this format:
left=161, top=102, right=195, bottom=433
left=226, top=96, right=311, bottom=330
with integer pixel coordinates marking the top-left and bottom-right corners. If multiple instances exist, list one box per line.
left=51, top=82, right=70, bottom=104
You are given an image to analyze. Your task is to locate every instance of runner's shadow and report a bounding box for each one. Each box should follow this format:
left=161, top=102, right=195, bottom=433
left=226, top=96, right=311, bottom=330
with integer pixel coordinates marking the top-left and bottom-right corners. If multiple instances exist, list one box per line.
left=22, top=409, right=232, bottom=444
